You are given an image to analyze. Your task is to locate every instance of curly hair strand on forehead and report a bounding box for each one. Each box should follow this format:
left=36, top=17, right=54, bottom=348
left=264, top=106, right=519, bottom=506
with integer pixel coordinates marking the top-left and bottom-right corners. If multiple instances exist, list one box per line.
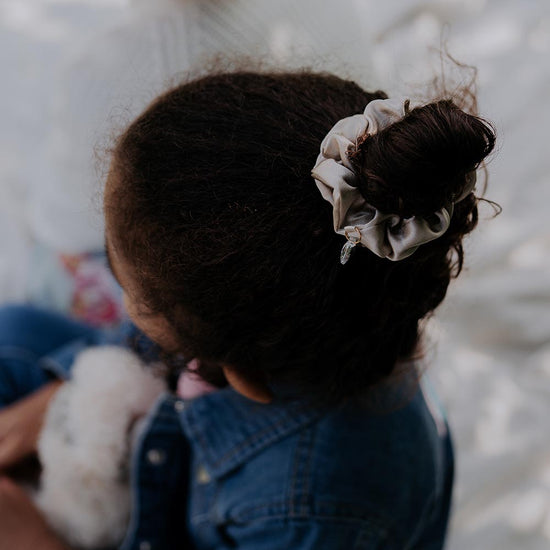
left=108, top=71, right=496, bottom=406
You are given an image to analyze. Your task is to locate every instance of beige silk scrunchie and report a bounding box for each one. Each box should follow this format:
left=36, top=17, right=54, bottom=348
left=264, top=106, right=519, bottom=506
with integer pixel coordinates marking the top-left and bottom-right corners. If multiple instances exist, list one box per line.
left=311, top=97, right=477, bottom=263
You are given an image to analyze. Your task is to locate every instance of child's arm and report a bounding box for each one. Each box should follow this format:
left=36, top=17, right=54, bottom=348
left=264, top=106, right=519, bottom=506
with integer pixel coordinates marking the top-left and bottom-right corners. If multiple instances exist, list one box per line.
left=0, top=381, right=63, bottom=470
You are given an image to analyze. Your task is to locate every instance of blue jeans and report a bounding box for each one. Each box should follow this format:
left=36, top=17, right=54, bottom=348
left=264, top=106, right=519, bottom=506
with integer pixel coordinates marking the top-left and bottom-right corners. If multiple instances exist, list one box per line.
left=0, top=304, right=103, bottom=406
left=0, top=304, right=148, bottom=407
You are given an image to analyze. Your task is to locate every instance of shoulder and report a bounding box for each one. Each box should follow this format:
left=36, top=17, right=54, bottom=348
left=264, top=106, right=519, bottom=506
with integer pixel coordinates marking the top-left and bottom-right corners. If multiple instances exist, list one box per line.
left=231, top=387, right=444, bottom=516
left=181, top=382, right=450, bottom=548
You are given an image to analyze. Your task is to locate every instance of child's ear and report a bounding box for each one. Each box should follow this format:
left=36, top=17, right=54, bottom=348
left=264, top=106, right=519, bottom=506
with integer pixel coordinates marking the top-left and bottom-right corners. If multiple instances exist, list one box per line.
left=222, top=366, right=273, bottom=404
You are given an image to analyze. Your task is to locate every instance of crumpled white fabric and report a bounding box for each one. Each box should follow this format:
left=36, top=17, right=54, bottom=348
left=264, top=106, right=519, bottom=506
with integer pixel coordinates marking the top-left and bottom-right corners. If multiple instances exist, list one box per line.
left=311, top=97, right=476, bottom=262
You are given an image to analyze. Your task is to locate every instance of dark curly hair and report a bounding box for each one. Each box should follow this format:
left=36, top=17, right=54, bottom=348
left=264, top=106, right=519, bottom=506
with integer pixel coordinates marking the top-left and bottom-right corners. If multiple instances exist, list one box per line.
left=107, top=71, right=496, bottom=405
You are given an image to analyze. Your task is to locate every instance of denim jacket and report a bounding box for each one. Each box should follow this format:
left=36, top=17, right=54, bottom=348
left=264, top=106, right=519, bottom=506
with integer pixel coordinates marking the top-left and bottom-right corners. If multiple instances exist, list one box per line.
left=40, top=322, right=453, bottom=550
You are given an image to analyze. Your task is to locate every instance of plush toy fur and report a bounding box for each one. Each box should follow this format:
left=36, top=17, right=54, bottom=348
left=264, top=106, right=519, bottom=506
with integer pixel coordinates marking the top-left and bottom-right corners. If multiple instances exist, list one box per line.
left=35, top=346, right=166, bottom=549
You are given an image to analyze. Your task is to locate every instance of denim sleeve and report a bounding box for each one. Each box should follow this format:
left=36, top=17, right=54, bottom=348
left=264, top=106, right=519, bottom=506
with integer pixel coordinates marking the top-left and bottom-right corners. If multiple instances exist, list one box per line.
left=222, top=517, right=392, bottom=550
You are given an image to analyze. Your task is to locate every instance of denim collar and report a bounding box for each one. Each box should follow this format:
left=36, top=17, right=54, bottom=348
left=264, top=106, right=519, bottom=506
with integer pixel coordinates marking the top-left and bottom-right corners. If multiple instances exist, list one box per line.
left=178, top=388, right=323, bottom=479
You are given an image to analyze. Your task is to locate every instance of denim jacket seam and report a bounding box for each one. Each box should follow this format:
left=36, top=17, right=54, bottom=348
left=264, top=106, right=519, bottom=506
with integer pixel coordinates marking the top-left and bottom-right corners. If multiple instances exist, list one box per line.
left=191, top=504, right=390, bottom=543
left=229, top=497, right=391, bottom=528
left=289, top=425, right=316, bottom=517
left=227, top=508, right=391, bottom=543
left=186, top=409, right=321, bottom=476
left=212, top=416, right=301, bottom=468
left=190, top=502, right=393, bottom=548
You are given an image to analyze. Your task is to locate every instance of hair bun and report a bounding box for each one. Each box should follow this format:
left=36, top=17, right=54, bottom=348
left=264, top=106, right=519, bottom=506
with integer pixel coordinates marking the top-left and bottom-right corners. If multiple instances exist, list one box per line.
left=350, top=99, right=496, bottom=217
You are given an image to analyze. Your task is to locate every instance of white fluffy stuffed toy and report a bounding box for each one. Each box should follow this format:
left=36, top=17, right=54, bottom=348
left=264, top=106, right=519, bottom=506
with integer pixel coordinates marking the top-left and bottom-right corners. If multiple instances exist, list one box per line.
left=35, top=346, right=167, bottom=549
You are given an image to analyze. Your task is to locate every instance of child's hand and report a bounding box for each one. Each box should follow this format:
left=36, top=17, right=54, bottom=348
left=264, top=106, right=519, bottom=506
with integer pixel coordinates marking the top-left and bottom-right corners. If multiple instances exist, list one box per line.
left=0, top=476, right=69, bottom=550
left=0, top=381, right=63, bottom=470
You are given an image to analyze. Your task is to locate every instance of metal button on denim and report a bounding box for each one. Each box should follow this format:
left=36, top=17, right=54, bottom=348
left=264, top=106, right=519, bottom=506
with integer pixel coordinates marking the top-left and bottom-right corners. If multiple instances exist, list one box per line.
left=174, top=399, right=185, bottom=412
left=139, top=541, right=152, bottom=550
left=197, top=464, right=211, bottom=484
left=146, top=448, right=166, bottom=466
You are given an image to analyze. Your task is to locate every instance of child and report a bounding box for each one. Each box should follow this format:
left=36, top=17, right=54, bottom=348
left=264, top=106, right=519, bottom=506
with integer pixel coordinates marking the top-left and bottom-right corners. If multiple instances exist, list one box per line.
left=0, top=71, right=495, bottom=549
